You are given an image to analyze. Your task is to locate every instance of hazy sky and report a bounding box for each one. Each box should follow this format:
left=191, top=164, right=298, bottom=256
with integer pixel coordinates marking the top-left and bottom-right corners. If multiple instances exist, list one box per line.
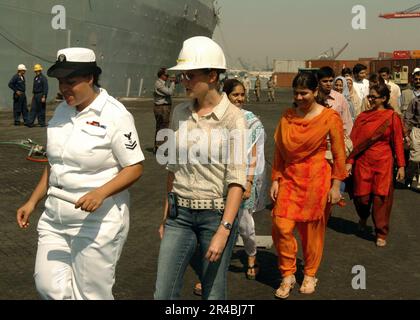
left=213, top=0, right=420, bottom=69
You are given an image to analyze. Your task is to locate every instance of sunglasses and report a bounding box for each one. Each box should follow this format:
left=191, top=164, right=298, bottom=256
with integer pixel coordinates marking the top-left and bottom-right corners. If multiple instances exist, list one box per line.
left=180, top=70, right=211, bottom=81
left=367, top=95, right=382, bottom=100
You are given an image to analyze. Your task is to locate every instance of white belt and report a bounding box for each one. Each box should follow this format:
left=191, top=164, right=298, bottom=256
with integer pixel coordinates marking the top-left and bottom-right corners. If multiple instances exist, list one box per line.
left=177, top=196, right=225, bottom=210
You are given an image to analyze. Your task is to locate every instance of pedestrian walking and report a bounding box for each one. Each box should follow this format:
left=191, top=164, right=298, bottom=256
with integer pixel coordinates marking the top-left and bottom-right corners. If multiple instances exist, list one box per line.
left=154, top=36, right=247, bottom=300
left=267, top=76, right=275, bottom=102
left=347, top=83, right=405, bottom=247
left=254, top=75, right=261, bottom=102
left=16, top=47, right=144, bottom=300
left=193, top=79, right=266, bottom=296
left=270, top=72, right=346, bottom=299
left=153, top=67, right=175, bottom=153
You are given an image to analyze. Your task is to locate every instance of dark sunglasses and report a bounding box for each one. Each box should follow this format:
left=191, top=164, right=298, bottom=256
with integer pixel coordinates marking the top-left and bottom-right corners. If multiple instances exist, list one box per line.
left=180, top=69, right=211, bottom=81
left=367, top=95, right=382, bottom=100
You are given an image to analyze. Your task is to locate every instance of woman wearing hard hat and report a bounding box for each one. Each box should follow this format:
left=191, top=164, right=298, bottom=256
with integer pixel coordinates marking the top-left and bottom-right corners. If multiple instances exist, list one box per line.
left=193, top=78, right=267, bottom=296
left=16, top=47, right=145, bottom=300
left=154, top=36, right=247, bottom=300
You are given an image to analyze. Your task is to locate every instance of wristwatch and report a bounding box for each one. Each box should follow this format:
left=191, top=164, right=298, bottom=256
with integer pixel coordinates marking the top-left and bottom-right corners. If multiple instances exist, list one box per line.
left=220, top=220, right=232, bottom=230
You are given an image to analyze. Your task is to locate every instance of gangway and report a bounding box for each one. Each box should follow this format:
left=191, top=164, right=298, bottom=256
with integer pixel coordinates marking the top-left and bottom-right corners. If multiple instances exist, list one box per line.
left=379, top=3, right=420, bottom=19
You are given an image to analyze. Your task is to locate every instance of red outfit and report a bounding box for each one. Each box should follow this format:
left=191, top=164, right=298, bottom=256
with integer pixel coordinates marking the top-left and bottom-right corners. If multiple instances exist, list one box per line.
left=347, top=109, right=405, bottom=240
left=348, top=109, right=405, bottom=196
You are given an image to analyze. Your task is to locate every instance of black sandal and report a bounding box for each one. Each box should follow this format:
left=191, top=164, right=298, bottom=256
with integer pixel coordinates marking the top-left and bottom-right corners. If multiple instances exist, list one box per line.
left=193, top=282, right=202, bottom=296
left=246, top=264, right=260, bottom=280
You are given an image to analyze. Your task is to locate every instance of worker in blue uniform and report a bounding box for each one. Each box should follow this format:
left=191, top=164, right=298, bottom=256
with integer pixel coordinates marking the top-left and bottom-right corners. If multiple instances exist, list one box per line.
left=28, top=64, right=49, bottom=127
left=8, top=64, right=29, bottom=126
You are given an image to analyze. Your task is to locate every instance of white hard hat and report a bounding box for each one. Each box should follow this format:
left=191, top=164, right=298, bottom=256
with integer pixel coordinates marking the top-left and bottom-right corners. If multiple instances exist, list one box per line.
left=168, top=36, right=226, bottom=71
left=17, top=64, right=27, bottom=71
left=413, top=67, right=420, bottom=75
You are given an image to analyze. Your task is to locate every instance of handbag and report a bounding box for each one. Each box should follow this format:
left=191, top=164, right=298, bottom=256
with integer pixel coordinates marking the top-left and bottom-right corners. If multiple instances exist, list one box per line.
left=325, top=134, right=353, bottom=162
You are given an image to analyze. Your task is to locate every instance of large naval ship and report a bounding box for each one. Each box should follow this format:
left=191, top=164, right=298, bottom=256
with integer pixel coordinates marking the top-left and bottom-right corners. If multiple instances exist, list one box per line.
left=0, top=0, right=219, bottom=108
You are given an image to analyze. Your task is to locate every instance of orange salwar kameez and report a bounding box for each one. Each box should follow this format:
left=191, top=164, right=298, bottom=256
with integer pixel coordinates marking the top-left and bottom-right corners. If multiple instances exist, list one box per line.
left=272, top=108, right=347, bottom=277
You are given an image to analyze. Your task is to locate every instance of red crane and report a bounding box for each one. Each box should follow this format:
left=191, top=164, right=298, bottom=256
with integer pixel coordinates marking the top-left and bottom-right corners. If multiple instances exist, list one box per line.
left=379, top=3, right=420, bottom=19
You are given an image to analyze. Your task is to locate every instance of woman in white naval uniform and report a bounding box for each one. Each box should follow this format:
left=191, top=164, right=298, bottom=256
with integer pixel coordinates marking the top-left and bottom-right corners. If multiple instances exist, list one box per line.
left=16, top=48, right=144, bottom=300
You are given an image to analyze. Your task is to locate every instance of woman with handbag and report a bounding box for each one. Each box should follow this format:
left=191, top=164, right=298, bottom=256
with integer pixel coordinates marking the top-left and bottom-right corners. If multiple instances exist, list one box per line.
left=270, top=72, right=347, bottom=299
left=346, top=83, right=405, bottom=247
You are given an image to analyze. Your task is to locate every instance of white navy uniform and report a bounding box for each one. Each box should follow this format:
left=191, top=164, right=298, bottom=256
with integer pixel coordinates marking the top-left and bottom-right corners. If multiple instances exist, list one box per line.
left=35, top=88, right=144, bottom=299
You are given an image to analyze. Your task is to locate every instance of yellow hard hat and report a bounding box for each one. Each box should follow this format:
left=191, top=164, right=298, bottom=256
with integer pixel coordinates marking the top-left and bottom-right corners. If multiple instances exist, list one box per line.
left=33, top=64, right=43, bottom=71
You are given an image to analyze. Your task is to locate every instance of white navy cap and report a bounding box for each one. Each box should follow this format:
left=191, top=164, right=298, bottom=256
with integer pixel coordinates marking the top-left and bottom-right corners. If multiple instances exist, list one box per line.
left=412, top=67, right=420, bottom=75
left=47, top=47, right=102, bottom=78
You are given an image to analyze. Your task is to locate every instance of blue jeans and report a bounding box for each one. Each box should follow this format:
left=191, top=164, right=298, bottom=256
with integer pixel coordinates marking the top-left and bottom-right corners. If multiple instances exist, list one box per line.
left=154, top=206, right=238, bottom=300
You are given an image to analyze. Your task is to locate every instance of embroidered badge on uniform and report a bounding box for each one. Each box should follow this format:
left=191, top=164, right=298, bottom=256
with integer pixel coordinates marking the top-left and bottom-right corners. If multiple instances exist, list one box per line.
left=86, top=121, right=106, bottom=129
left=124, top=132, right=137, bottom=150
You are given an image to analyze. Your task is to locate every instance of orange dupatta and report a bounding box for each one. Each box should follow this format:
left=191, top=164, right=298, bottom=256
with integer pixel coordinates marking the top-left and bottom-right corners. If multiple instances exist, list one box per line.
left=274, top=108, right=335, bottom=164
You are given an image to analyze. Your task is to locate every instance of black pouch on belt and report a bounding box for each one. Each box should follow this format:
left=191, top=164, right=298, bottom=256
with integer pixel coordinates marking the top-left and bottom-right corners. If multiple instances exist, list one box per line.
left=167, top=192, right=178, bottom=219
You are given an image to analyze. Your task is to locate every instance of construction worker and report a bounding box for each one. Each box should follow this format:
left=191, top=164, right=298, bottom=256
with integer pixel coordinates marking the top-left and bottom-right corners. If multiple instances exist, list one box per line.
left=28, top=64, right=49, bottom=127
left=254, top=75, right=261, bottom=102
left=267, top=76, right=275, bottom=102
left=8, top=64, right=29, bottom=126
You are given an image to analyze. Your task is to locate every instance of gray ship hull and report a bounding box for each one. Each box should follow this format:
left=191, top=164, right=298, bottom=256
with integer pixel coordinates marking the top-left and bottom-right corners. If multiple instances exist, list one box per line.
left=0, top=0, right=218, bottom=109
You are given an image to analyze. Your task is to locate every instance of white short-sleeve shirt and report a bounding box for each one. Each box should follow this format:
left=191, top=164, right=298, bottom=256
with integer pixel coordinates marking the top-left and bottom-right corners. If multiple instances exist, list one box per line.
left=47, top=88, right=144, bottom=191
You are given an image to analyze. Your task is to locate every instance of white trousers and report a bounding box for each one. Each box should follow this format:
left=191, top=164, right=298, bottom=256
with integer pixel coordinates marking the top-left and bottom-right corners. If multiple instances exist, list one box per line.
left=410, top=127, right=420, bottom=162
left=34, top=193, right=129, bottom=300
left=238, top=208, right=257, bottom=257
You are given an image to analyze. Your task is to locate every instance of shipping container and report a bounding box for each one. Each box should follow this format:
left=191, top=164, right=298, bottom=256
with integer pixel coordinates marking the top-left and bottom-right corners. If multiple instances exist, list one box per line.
left=378, top=52, right=393, bottom=60
left=393, top=50, right=411, bottom=60
left=272, top=72, right=297, bottom=88
left=411, top=50, right=420, bottom=59
left=273, top=60, right=306, bottom=73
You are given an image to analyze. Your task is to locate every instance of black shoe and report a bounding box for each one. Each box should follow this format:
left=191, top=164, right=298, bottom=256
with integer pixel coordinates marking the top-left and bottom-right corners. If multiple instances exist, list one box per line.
left=24, top=123, right=34, bottom=128
left=14, top=122, right=20, bottom=126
